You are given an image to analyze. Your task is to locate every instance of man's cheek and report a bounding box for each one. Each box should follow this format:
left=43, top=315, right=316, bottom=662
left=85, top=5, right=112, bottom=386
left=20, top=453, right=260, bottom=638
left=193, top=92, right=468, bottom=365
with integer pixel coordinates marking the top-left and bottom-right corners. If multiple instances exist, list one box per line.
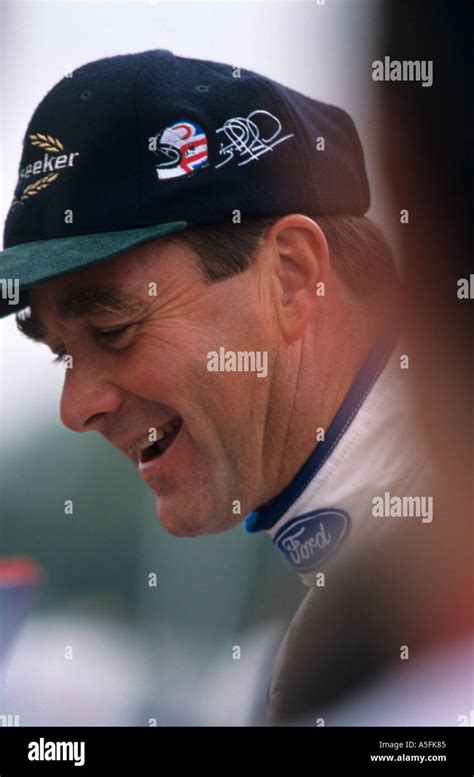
left=118, top=341, right=188, bottom=389
left=143, top=329, right=212, bottom=375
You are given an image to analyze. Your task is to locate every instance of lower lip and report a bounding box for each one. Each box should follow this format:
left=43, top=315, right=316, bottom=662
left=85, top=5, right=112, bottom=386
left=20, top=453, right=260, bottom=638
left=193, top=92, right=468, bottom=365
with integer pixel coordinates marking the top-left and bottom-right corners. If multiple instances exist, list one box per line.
left=138, top=423, right=184, bottom=483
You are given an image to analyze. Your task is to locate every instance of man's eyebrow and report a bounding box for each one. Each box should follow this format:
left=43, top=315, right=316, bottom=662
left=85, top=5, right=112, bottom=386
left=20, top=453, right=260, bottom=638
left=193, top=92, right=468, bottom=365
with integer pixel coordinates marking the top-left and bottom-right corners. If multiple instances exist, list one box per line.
left=55, top=288, right=149, bottom=320
left=15, top=289, right=149, bottom=343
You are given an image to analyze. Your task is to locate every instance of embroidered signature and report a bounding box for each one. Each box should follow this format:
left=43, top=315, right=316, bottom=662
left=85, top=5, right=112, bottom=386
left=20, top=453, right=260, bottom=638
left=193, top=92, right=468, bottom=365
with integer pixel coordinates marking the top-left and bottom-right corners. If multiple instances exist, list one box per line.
left=215, top=109, right=294, bottom=168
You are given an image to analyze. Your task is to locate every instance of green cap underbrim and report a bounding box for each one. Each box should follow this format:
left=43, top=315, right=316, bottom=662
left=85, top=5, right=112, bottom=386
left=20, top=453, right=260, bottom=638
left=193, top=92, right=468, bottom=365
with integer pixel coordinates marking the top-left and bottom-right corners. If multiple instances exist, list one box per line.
left=0, top=221, right=188, bottom=318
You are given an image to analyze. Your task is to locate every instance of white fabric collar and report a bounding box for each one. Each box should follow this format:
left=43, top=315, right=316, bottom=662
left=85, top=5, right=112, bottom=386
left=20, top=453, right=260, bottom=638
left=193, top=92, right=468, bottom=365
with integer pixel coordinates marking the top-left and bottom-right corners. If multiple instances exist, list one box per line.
left=245, top=331, right=428, bottom=586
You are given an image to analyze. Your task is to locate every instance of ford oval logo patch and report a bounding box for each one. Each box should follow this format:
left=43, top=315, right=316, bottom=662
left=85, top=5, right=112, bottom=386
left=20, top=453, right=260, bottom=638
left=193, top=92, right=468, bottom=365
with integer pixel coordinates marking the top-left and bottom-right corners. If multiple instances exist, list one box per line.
left=274, top=508, right=350, bottom=573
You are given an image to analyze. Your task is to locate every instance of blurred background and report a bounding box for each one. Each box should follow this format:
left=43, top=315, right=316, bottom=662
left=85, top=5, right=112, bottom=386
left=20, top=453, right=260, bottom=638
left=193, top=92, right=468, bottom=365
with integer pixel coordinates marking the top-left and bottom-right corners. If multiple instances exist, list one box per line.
left=5, top=0, right=470, bottom=728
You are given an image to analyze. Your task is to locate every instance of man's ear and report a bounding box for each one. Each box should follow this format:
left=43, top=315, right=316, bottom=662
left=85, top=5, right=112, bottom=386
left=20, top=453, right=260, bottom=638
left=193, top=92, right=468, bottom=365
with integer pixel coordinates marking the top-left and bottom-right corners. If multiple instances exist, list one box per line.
left=268, top=215, right=329, bottom=343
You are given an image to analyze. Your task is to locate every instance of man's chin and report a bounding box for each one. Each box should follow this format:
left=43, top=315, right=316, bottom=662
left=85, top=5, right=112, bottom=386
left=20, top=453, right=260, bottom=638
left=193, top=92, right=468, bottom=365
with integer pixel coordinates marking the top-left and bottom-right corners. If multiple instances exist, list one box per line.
left=153, top=492, right=241, bottom=537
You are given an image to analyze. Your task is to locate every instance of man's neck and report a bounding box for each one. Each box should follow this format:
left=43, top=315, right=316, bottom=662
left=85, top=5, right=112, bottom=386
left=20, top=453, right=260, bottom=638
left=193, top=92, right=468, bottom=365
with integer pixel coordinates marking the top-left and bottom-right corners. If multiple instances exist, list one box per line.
left=267, top=300, right=385, bottom=504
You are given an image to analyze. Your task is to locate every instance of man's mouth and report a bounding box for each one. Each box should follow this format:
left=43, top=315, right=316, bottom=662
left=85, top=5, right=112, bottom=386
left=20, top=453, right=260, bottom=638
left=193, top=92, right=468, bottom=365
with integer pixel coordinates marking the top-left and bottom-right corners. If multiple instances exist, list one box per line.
left=128, top=417, right=183, bottom=463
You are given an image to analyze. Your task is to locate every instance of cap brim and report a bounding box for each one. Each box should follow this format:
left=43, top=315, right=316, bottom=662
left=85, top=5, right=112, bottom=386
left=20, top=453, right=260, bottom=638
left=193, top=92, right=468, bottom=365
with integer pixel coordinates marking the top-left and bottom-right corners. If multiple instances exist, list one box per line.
left=0, top=221, right=188, bottom=318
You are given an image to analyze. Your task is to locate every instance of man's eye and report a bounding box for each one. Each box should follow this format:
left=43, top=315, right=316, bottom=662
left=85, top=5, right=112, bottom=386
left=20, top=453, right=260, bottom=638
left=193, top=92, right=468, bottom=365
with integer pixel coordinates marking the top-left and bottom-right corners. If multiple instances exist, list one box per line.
left=98, top=324, right=131, bottom=341
left=51, top=324, right=134, bottom=364
left=96, top=323, right=138, bottom=347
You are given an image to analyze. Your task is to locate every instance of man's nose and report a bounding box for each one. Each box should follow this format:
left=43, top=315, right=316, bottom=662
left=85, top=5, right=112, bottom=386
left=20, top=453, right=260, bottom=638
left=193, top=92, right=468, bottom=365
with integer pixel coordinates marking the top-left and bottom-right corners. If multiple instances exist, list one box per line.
left=59, top=366, right=123, bottom=432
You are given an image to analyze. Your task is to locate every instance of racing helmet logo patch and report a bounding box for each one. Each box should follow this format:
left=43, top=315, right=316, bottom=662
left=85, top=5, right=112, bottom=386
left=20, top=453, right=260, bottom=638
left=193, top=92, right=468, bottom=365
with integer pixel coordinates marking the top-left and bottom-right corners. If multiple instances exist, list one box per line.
left=149, top=120, right=208, bottom=180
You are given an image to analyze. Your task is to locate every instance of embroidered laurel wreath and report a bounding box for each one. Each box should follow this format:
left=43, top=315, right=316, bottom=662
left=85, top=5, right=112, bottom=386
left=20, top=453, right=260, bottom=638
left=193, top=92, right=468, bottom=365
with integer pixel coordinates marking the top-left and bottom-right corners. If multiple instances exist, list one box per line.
left=19, top=172, right=59, bottom=200
left=28, top=133, right=64, bottom=153
left=11, top=134, right=64, bottom=207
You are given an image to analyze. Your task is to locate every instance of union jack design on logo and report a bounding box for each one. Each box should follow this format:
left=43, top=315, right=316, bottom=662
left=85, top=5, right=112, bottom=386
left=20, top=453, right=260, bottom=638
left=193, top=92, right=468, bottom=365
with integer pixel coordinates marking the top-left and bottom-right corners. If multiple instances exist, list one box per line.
left=151, top=120, right=208, bottom=180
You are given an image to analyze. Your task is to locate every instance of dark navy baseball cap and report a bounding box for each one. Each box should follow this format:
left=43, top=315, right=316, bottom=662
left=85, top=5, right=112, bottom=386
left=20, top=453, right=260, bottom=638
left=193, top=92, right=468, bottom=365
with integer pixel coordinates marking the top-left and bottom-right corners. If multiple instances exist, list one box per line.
left=0, top=49, right=370, bottom=318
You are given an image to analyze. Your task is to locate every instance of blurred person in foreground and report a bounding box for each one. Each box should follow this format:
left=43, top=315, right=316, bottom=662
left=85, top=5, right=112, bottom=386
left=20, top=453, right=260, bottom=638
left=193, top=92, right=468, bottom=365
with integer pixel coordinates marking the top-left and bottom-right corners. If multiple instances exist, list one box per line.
left=277, top=0, right=473, bottom=726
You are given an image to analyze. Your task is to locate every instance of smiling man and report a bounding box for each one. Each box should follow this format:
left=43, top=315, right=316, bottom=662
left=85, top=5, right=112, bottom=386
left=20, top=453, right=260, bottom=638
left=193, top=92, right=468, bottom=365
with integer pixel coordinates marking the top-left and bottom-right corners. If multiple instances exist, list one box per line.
left=0, top=49, right=433, bottom=723
left=16, top=215, right=390, bottom=539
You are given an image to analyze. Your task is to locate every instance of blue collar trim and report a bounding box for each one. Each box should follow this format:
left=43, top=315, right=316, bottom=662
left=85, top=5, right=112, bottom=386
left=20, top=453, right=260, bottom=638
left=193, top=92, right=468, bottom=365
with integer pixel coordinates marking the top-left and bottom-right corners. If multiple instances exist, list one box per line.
left=244, top=328, right=398, bottom=534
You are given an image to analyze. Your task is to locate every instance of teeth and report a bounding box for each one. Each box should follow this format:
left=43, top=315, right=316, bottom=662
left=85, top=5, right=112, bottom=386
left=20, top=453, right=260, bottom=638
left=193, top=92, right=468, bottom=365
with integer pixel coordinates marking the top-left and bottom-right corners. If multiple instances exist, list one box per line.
left=128, top=419, right=181, bottom=456
left=128, top=436, right=155, bottom=455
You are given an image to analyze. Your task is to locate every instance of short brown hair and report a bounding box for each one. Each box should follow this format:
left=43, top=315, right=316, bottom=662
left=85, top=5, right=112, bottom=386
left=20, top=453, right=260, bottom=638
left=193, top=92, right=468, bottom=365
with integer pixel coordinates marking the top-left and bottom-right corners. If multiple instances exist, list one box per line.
left=180, top=214, right=398, bottom=301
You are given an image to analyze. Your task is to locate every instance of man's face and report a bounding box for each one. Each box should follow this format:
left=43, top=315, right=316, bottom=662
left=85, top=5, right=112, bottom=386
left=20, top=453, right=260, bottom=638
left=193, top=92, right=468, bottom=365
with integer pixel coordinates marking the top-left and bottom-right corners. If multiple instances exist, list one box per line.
left=28, top=237, right=280, bottom=536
